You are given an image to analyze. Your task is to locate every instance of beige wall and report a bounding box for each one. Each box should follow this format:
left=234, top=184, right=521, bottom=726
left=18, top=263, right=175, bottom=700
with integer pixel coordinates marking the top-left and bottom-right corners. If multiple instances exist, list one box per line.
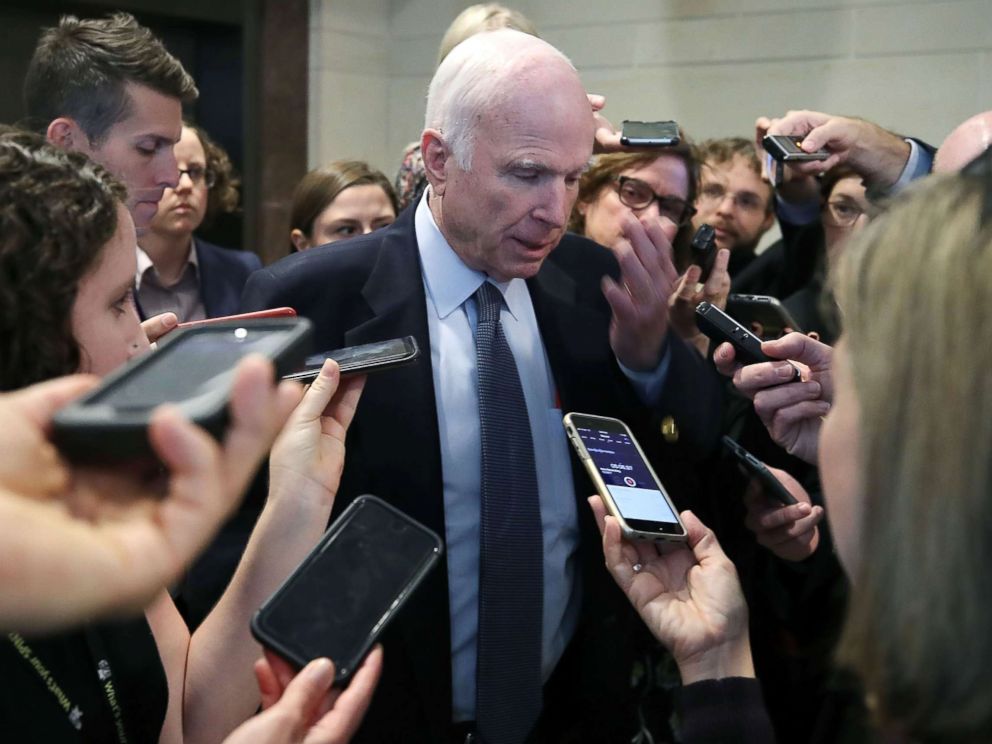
left=310, top=0, right=992, bottom=186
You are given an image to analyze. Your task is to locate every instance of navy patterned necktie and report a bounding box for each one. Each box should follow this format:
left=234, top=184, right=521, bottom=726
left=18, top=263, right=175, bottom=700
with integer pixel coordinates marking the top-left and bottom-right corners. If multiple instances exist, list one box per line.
left=473, top=281, right=544, bottom=744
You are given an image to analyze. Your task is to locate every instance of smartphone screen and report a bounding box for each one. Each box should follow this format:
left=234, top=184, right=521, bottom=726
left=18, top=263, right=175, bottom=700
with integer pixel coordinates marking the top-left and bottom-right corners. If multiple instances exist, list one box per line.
left=92, top=327, right=297, bottom=410
left=569, top=417, right=683, bottom=536
left=253, top=496, right=442, bottom=682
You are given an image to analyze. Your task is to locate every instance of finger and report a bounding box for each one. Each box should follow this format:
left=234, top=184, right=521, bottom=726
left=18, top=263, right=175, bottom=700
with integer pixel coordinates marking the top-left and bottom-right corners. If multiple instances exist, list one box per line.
left=601, top=275, right=637, bottom=329
left=680, top=510, right=731, bottom=568
left=292, top=359, right=342, bottom=422
left=587, top=495, right=609, bottom=536
left=702, top=248, right=731, bottom=298
left=754, top=502, right=813, bottom=531
left=315, top=646, right=383, bottom=742
left=713, top=342, right=740, bottom=377
left=610, top=230, right=657, bottom=306
left=601, top=515, right=636, bottom=591
left=761, top=331, right=832, bottom=369
left=587, top=93, right=606, bottom=110
left=140, top=312, right=178, bottom=344
left=675, top=266, right=702, bottom=303
left=254, top=657, right=283, bottom=710
left=325, top=373, right=366, bottom=433
left=759, top=509, right=824, bottom=547
left=638, top=216, right=680, bottom=286
left=737, top=363, right=817, bottom=396
left=272, top=657, right=336, bottom=733
left=768, top=400, right=831, bottom=436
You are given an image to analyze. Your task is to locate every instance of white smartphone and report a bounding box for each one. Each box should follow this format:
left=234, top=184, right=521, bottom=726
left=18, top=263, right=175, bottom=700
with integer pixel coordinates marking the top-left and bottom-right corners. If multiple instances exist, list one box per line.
left=563, top=412, right=687, bottom=542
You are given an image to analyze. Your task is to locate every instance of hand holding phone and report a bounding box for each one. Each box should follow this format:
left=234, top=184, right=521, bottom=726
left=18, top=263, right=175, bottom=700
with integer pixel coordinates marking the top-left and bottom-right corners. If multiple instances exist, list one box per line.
left=620, top=120, right=681, bottom=147
left=252, top=495, right=442, bottom=683
left=564, top=413, right=686, bottom=542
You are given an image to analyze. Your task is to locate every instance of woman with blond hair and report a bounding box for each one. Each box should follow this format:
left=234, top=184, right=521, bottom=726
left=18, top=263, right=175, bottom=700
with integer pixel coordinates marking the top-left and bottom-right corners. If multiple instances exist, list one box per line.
left=595, top=154, right=992, bottom=743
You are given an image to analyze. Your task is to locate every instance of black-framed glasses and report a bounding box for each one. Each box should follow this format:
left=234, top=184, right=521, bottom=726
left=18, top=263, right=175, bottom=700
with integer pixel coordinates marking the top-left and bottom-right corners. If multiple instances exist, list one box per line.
left=822, top=199, right=868, bottom=228
left=616, top=176, right=696, bottom=226
left=178, top=164, right=216, bottom=188
left=697, top=182, right=766, bottom=213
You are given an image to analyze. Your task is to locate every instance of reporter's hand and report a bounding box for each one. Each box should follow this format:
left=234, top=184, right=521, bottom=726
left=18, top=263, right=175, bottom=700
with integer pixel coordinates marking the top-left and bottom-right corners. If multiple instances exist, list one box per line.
left=0, top=375, right=97, bottom=499
left=743, top=466, right=823, bottom=562
left=714, top=332, right=833, bottom=464
left=141, top=312, right=178, bottom=346
left=588, top=94, right=623, bottom=153
left=766, top=110, right=910, bottom=189
left=755, top=115, right=821, bottom=204
left=222, top=647, right=382, bottom=744
left=602, top=214, right=681, bottom=371
left=589, top=496, right=753, bottom=684
left=669, top=248, right=731, bottom=355
left=268, top=359, right=366, bottom=512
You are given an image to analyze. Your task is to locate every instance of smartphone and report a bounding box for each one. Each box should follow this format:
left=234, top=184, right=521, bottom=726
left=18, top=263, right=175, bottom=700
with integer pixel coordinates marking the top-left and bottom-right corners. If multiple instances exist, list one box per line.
left=762, top=134, right=829, bottom=163
left=722, top=436, right=798, bottom=506
left=695, top=301, right=772, bottom=365
left=52, top=318, right=313, bottom=462
left=563, top=413, right=686, bottom=542
left=726, top=294, right=802, bottom=339
left=690, top=224, right=717, bottom=283
left=252, top=495, right=443, bottom=683
left=620, top=120, right=681, bottom=147
left=282, top=336, right=420, bottom=382
left=176, top=307, right=297, bottom=329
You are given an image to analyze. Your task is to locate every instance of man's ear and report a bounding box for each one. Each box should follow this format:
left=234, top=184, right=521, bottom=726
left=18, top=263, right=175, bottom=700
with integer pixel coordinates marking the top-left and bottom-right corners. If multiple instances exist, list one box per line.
left=45, top=118, right=90, bottom=153
left=759, top=209, right=775, bottom=234
left=289, top=228, right=310, bottom=252
left=421, top=129, right=451, bottom=197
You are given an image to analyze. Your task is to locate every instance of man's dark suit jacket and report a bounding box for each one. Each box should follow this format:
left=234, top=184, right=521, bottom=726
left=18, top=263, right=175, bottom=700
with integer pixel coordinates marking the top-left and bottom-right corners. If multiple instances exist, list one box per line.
left=241, top=206, right=723, bottom=742
left=136, top=238, right=262, bottom=321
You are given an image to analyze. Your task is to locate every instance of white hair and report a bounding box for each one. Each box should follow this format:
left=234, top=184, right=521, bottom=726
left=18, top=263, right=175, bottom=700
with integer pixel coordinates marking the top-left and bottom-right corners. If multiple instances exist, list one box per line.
left=423, top=29, right=575, bottom=170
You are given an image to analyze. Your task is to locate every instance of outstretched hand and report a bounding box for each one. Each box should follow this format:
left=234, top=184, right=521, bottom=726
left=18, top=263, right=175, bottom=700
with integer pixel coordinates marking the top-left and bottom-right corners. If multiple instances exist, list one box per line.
left=602, top=214, right=681, bottom=371
left=589, top=496, right=753, bottom=684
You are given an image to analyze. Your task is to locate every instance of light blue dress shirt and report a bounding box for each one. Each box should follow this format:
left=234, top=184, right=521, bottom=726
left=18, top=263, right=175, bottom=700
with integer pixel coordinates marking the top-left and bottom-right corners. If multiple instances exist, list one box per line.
left=414, top=192, right=671, bottom=722
left=415, top=195, right=581, bottom=722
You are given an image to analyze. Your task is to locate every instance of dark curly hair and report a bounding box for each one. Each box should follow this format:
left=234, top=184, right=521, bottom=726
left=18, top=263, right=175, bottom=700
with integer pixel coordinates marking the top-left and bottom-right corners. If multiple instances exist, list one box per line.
left=24, top=12, right=198, bottom=144
left=0, top=128, right=126, bottom=391
left=187, top=122, right=240, bottom=225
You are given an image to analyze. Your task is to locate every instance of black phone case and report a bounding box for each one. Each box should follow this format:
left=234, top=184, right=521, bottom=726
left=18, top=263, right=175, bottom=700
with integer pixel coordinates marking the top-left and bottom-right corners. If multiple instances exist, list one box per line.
left=721, top=436, right=798, bottom=506
left=282, top=336, right=420, bottom=382
left=620, top=120, right=681, bottom=147
left=762, top=134, right=828, bottom=162
left=52, top=318, right=313, bottom=463
left=690, top=224, right=717, bottom=283
left=726, top=294, right=802, bottom=338
left=251, top=495, right=443, bottom=683
left=695, top=301, right=771, bottom=365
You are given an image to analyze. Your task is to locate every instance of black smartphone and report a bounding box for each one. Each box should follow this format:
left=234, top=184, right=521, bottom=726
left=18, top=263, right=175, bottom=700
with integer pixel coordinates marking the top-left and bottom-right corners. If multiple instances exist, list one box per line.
left=620, top=120, right=681, bottom=147
left=690, top=224, right=717, bottom=283
left=282, top=336, right=420, bottom=382
left=726, top=294, right=802, bottom=339
left=251, top=495, right=443, bottom=683
left=722, top=436, right=798, bottom=506
left=695, top=301, right=771, bottom=365
left=52, top=319, right=313, bottom=463
left=563, top=413, right=687, bottom=542
left=762, top=134, right=829, bottom=162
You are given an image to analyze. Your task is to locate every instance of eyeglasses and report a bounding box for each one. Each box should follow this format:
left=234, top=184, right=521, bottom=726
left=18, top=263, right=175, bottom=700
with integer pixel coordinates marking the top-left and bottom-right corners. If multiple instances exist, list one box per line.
left=697, top=183, right=766, bottom=214
left=178, top=165, right=216, bottom=188
left=822, top=200, right=868, bottom=228
left=616, top=176, right=696, bottom=226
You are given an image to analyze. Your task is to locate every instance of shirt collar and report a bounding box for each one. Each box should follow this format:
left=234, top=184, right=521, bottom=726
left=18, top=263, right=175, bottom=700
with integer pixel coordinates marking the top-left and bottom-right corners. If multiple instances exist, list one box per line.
left=414, top=188, right=524, bottom=320
left=135, top=239, right=199, bottom=289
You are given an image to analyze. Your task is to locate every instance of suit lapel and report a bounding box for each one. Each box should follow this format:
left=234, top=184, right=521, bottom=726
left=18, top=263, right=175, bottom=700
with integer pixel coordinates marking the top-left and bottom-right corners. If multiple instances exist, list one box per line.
left=344, top=211, right=453, bottom=736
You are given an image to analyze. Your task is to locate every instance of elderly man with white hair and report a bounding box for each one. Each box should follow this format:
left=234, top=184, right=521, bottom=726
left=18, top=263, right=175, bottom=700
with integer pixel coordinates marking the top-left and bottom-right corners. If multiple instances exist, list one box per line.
left=242, top=29, right=722, bottom=744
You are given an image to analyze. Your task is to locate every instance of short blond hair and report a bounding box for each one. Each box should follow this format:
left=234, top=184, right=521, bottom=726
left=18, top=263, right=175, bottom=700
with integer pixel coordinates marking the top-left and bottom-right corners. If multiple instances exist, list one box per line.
left=436, top=3, right=537, bottom=66
left=834, top=170, right=992, bottom=741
